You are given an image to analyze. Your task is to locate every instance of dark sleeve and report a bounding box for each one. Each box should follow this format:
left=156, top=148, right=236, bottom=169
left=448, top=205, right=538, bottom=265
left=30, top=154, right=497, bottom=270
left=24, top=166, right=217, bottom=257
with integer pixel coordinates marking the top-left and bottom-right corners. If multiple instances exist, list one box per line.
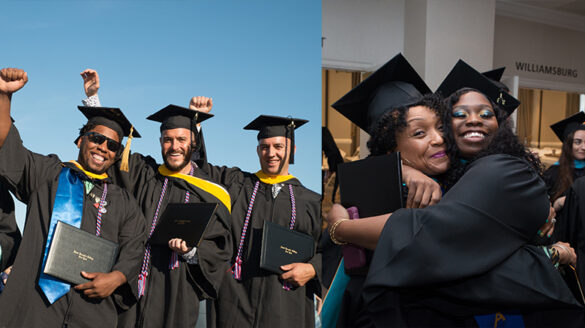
left=191, top=128, right=208, bottom=167
left=555, top=176, right=585, bottom=290
left=0, top=124, right=61, bottom=204
left=543, top=165, right=559, bottom=199
left=186, top=203, right=232, bottom=299
left=0, top=185, right=20, bottom=271
left=322, top=127, right=343, bottom=173
left=365, top=155, right=550, bottom=290
left=111, top=190, right=147, bottom=306
left=108, top=152, right=158, bottom=195
left=304, top=189, right=323, bottom=296
left=200, top=163, right=245, bottom=198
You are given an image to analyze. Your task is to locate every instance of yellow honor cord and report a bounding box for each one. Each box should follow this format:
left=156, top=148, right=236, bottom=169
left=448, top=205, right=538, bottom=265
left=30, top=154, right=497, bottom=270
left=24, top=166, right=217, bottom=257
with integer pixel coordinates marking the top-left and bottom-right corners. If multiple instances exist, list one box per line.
left=158, top=165, right=231, bottom=213
left=254, top=170, right=296, bottom=184
left=69, top=161, right=108, bottom=180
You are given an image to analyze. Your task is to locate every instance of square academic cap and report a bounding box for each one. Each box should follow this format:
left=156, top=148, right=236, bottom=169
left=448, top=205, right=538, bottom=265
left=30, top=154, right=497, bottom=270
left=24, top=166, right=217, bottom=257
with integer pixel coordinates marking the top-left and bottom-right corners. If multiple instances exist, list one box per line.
left=436, top=60, right=519, bottom=117
left=331, top=53, right=431, bottom=134
left=76, top=106, right=141, bottom=143
left=550, top=111, right=585, bottom=142
left=243, top=115, right=308, bottom=164
left=482, top=67, right=505, bottom=82
left=76, top=106, right=141, bottom=172
left=147, top=104, right=213, bottom=132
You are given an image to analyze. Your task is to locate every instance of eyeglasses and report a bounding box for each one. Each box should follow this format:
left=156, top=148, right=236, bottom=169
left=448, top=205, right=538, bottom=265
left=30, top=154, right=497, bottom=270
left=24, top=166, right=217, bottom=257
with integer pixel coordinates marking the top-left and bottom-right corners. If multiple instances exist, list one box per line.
left=83, top=132, right=122, bottom=152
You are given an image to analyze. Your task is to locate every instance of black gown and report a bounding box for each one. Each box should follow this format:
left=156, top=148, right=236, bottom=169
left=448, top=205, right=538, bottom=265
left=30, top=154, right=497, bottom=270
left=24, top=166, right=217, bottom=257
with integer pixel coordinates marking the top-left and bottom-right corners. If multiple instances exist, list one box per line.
left=0, top=125, right=146, bottom=327
left=0, top=183, right=20, bottom=272
left=202, top=164, right=322, bottom=328
left=543, top=164, right=585, bottom=199
left=362, top=154, right=583, bottom=327
left=111, top=153, right=233, bottom=328
left=556, top=175, right=585, bottom=299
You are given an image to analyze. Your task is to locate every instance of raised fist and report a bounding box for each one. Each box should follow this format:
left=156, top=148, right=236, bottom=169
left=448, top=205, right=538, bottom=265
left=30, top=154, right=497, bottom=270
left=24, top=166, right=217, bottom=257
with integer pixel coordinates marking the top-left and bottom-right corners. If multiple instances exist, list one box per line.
left=81, top=69, right=100, bottom=97
left=0, top=68, right=28, bottom=94
left=189, top=96, right=213, bottom=113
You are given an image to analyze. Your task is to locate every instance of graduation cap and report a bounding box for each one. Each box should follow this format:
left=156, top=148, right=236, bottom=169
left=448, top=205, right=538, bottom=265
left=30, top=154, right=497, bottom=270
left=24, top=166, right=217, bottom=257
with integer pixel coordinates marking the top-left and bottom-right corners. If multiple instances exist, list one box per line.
left=331, top=53, right=431, bottom=134
left=436, top=60, right=519, bottom=117
left=146, top=104, right=213, bottom=132
left=76, top=106, right=141, bottom=172
left=550, top=111, right=585, bottom=142
left=482, top=67, right=505, bottom=82
left=243, top=115, right=308, bottom=164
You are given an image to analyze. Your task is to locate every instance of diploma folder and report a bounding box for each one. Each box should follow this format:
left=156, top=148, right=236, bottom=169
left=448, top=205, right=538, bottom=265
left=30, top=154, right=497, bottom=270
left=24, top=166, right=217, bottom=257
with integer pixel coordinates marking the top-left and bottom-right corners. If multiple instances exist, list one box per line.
left=43, top=221, right=118, bottom=285
left=337, top=152, right=404, bottom=217
left=260, top=221, right=315, bottom=274
left=149, top=203, right=218, bottom=247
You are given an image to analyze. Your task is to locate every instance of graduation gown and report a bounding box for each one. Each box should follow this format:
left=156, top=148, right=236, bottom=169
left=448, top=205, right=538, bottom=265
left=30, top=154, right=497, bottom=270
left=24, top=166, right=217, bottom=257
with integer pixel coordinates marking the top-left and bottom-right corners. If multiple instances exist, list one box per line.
left=556, top=175, right=585, bottom=296
left=202, top=164, right=322, bottom=328
left=0, top=183, right=20, bottom=271
left=0, top=125, right=146, bottom=328
left=543, top=163, right=585, bottom=198
left=110, top=153, right=232, bottom=328
left=362, top=154, right=583, bottom=327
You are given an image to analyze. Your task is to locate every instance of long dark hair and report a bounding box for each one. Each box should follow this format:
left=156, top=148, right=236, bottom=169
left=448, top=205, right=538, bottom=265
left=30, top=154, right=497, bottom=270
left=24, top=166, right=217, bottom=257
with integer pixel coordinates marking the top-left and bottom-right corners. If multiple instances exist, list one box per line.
left=552, top=130, right=579, bottom=200
left=441, top=88, right=542, bottom=190
left=367, top=93, right=446, bottom=155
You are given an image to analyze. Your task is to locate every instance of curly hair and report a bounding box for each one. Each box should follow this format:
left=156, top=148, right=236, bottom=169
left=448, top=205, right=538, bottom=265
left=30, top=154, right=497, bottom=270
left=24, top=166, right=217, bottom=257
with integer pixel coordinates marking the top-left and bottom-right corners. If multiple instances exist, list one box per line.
left=367, top=93, right=446, bottom=156
left=441, top=88, right=542, bottom=189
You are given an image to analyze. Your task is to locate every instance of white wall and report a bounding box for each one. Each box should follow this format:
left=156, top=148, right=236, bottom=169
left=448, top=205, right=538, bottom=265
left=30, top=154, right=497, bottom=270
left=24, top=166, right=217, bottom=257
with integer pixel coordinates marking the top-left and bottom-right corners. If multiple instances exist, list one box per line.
left=322, top=0, right=405, bottom=71
left=422, top=0, right=496, bottom=90
left=494, top=15, right=585, bottom=93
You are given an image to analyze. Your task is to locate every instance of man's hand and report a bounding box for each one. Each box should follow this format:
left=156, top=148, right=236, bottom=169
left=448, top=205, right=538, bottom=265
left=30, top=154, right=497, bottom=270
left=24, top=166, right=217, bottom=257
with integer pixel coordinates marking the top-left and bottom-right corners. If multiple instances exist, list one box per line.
left=189, top=96, right=213, bottom=113
left=168, top=238, right=192, bottom=255
left=80, top=69, right=100, bottom=97
left=402, top=165, right=442, bottom=208
left=280, top=262, right=316, bottom=287
left=74, top=270, right=126, bottom=298
left=0, top=68, right=28, bottom=95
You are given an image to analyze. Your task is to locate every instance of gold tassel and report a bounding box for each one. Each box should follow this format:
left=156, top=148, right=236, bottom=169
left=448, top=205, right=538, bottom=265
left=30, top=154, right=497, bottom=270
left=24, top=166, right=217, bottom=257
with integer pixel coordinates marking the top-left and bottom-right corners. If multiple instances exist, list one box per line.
left=120, top=125, right=134, bottom=172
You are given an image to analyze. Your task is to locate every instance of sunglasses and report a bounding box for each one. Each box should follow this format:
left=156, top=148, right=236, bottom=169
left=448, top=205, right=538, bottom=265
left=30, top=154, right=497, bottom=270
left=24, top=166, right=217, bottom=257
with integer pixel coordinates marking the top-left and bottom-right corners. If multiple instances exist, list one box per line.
left=83, top=132, right=122, bottom=152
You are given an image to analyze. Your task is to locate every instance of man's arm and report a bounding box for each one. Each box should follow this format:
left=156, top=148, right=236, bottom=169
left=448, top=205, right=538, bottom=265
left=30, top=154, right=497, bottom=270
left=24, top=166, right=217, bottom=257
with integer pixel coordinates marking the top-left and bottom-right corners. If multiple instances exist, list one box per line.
left=0, top=68, right=28, bottom=148
left=80, top=69, right=101, bottom=106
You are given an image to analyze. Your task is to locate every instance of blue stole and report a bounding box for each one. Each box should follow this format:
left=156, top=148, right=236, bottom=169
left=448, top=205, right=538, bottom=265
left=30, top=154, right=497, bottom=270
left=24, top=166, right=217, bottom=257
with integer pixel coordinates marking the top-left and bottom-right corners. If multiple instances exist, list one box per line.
left=320, top=259, right=351, bottom=328
left=551, top=160, right=585, bottom=169
left=475, top=313, right=525, bottom=328
left=38, top=167, right=85, bottom=304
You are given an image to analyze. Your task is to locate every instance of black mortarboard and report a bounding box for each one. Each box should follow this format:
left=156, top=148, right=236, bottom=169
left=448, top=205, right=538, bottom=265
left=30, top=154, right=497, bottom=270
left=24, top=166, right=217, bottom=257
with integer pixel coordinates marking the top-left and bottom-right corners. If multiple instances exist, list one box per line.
left=76, top=106, right=141, bottom=172
left=436, top=60, right=520, bottom=117
left=482, top=67, right=505, bottom=82
left=331, top=53, right=431, bottom=133
left=550, top=111, right=585, bottom=142
left=147, top=104, right=213, bottom=132
left=76, top=106, right=141, bottom=144
left=243, top=115, right=308, bottom=164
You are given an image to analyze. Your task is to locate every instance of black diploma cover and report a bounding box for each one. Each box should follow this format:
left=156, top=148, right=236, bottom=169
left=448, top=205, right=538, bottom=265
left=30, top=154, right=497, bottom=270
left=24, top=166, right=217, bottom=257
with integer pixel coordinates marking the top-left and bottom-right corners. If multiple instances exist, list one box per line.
left=337, top=152, right=403, bottom=217
left=260, top=221, right=315, bottom=274
left=149, top=202, right=218, bottom=247
left=43, top=221, right=119, bottom=285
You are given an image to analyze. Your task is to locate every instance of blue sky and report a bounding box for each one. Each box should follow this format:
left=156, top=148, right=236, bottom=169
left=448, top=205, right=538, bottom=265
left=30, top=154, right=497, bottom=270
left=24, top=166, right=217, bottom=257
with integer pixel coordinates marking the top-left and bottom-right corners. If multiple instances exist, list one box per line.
left=3, top=1, right=322, bottom=229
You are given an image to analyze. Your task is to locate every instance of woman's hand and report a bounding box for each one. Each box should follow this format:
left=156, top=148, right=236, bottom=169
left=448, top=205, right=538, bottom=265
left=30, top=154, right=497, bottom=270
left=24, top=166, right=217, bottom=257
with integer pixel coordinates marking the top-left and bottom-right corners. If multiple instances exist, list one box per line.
left=553, top=196, right=566, bottom=213
left=552, top=242, right=577, bottom=266
left=537, top=206, right=556, bottom=238
left=325, top=203, right=349, bottom=227
left=402, top=165, right=442, bottom=208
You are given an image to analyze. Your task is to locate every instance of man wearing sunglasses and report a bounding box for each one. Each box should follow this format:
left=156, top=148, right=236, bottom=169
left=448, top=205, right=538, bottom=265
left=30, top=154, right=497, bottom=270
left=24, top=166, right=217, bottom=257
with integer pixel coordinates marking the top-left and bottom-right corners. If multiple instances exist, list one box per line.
left=81, top=70, right=232, bottom=327
left=0, top=68, right=146, bottom=327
